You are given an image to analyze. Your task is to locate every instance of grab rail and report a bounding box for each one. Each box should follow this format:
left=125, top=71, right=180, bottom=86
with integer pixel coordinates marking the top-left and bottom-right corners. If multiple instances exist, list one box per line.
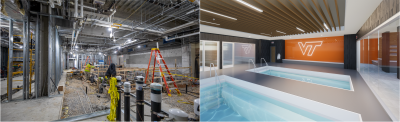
left=248, top=59, right=256, bottom=71
left=210, top=63, right=221, bottom=107
left=261, top=58, right=268, bottom=67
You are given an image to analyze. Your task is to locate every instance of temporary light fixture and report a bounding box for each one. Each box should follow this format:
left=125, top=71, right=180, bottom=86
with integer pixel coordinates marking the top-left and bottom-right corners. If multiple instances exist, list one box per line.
left=201, top=9, right=237, bottom=20
left=99, top=52, right=102, bottom=55
left=127, top=39, right=131, bottom=42
left=118, top=46, right=121, bottom=49
left=138, top=45, right=141, bottom=48
left=70, top=52, right=72, bottom=54
left=108, top=28, right=112, bottom=31
left=114, top=51, right=117, bottom=53
left=200, top=20, right=220, bottom=25
left=276, top=30, right=286, bottom=34
left=324, top=23, right=329, bottom=30
left=110, top=33, right=113, bottom=38
left=19, top=46, right=23, bottom=48
left=75, top=45, right=79, bottom=48
left=236, top=0, right=263, bottom=12
left=296, top=27, right=305, bottom=32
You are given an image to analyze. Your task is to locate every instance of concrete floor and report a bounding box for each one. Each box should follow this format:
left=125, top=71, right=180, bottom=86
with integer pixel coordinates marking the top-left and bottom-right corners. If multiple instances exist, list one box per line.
left=0, top=70, right=68, bottom=121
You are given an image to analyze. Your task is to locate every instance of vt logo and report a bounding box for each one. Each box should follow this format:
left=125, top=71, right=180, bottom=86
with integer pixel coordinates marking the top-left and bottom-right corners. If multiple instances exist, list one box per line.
left=298, top=41, right=323, bottom=56
left=241, top=44, right=251, bottom=54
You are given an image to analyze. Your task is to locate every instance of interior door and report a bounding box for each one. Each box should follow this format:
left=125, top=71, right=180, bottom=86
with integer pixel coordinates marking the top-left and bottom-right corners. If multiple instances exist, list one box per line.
left=271, top=46, right=276, bottom=63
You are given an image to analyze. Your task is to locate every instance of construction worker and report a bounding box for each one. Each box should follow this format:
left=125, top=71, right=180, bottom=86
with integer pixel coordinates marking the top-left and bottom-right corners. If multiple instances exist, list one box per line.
left=85, top=63, right=95, bottom=80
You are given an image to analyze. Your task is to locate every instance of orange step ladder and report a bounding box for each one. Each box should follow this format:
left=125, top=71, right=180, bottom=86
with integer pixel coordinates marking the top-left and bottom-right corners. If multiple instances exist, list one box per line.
left=144, top=48, right=181, bottom=96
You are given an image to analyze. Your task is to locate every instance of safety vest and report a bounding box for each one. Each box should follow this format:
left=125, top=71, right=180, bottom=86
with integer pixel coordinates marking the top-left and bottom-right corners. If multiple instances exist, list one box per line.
left=85, top=64, right=91, bottom=72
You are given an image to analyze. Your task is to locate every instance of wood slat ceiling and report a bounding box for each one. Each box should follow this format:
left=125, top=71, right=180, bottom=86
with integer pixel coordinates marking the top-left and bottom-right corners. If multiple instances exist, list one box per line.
left=200, top=0, right=345, bottom=37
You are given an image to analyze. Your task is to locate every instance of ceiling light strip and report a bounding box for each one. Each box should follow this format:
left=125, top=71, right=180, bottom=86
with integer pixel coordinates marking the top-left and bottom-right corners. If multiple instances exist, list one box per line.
left=200, top=20, right=220, bottom=25
left=276, top=30, right=286, bottom=34
left=201, top=9, right=237, bottom=20
left=296, top=27, right=305, bottom=32
left=324, top=23, right=329, bottom=30
left=236, top=0, right=263, bottom=12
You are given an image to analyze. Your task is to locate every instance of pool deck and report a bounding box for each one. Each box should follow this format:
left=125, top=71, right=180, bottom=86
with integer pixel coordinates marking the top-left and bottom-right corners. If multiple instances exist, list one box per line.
left=200, top=63, right=393, bottom=121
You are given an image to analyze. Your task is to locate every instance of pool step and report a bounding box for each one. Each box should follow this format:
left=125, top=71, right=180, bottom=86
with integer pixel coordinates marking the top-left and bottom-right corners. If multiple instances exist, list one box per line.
left=200, top=98, right=224, bottom=111
left=221, top=88, right=316, bottom=121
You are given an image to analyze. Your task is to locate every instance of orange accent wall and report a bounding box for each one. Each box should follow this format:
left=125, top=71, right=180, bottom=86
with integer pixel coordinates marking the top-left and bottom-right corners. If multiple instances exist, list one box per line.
left=360, top=38, right=379, bottom=64
left=285, top=36, right=344, bottom=63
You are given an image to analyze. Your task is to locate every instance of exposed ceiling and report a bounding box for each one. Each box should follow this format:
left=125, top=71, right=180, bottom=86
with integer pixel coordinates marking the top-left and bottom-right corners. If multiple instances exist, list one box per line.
left=200, top=0, right=382, bottom=40
left=200, top=0, right=345, bottom=37
left=1, top=0, right=199, bottom=54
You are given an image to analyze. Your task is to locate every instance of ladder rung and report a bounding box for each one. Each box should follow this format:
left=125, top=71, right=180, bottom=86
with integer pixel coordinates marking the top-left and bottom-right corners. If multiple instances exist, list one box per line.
left=166, top=81, right=174, bottom=84
left=164, top=75, right=175, bottom=77
left=168, top=88, right=176, bottom=90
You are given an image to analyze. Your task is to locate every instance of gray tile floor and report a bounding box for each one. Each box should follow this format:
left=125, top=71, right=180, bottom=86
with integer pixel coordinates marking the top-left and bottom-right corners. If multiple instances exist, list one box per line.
left=359, top=64, right=399, bottom=120
left=200, top=63, right=393, bottom=121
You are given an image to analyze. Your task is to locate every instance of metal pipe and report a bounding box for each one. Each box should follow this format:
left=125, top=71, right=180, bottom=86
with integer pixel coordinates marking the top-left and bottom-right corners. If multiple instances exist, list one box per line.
left=69, top=1, right=97, bottom=10
left=35, top=14, right=40, bottom=99
left=163, top=20, right=198, bottom=34
left=124, top=82, right=131, bottom=121
left=166, top=32, right=199, bottom=41
left=7, top=20, right=13, bottom=101
left=22, top=11, right=30, bottom=99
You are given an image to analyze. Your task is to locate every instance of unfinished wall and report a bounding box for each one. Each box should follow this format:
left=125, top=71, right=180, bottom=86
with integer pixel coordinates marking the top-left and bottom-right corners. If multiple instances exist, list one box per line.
left=124, top=48, right=182, bottom=68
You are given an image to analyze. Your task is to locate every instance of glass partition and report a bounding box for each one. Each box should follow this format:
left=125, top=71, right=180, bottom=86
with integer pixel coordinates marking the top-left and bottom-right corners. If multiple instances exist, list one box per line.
left=222, top=42, right=234, bottom=68
left=358, top=19, right=399, bottom=120
left=234, top=43, right=255, bottom=65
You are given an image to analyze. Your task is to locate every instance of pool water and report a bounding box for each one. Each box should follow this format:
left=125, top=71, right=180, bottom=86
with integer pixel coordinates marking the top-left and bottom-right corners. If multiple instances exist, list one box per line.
left=261, top=70, right=351, bottom=90
left=200, top=82, right=332, bottom=121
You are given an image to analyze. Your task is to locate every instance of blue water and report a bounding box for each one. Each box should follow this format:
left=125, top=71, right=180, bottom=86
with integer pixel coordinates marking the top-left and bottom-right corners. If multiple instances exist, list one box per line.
left=261, top=70, right=351, bottom=90
left=200, top=82, right=332, bottom=121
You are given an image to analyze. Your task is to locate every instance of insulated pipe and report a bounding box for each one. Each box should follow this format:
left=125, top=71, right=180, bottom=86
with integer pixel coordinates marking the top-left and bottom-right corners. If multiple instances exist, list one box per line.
left=74, top=0, right=78, bottom=17
left=150, top=83, right=162, bottom=121
left=49, top=0, right=55, bottom=8
left=80, top=0, right=83, bottom=18
left=136, top=76, right=144, bottom=121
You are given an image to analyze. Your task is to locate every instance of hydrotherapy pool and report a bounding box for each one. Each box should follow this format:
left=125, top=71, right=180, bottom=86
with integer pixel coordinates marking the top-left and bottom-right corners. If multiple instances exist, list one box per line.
left=200, top=75, right=361, bottom=121
left=246, top=66, right=354, bottom=91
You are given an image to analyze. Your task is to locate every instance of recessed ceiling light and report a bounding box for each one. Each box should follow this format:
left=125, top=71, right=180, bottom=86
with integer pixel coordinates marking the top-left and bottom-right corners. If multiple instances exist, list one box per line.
left=201, top=9, right=237, bottom=20
left=276, top=30, right=286, bottom=34
left=296, top=27, right=305, bottom=32
left=200, top=20, right=220, bottom=25
left=236, top=0, right=263, bottom=12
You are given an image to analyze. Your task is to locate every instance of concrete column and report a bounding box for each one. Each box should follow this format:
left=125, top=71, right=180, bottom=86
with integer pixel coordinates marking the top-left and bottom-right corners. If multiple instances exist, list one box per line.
left=7, top=20, right=13, bottom=101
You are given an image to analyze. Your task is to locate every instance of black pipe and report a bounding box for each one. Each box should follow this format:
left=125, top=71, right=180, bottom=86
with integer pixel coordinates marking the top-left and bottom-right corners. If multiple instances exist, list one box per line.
left=116, top=88, right=121, bottom=121
left=124, top=82, right=131, bottom=121
left=136, top=77, right=144, bottom=121
left=150, top=83, right=162, bottom=121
